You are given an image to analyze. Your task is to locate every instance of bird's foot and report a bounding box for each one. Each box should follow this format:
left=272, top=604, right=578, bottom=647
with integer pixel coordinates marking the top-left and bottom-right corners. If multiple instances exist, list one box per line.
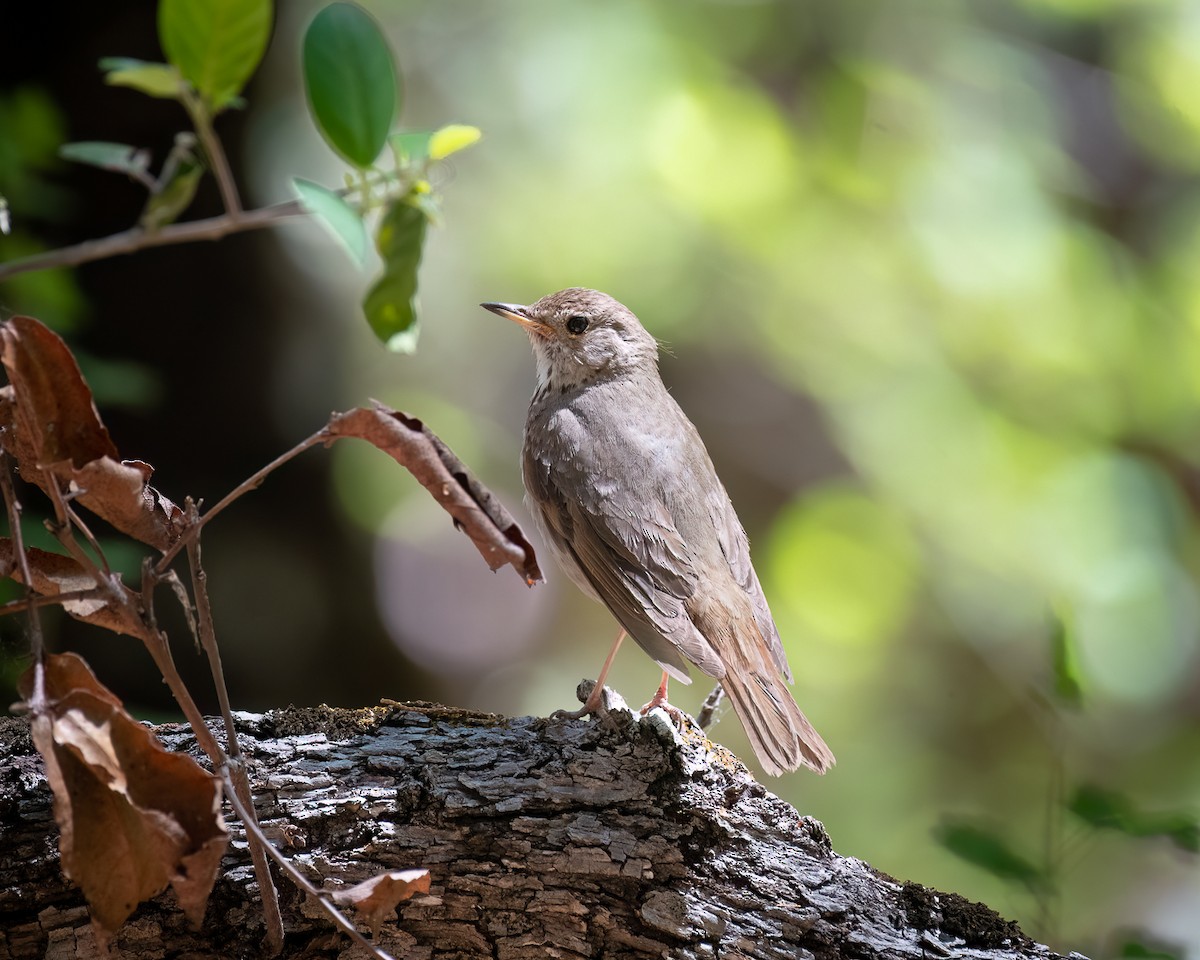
left=551, top=678, right=627, bottom=729
left=550, top=704, right=590, bottom=721
left=633, top=681, right=691, bottom=729
left=639, top=677, right=689, bottom=725
left=639, top=696, right=689, bottom=725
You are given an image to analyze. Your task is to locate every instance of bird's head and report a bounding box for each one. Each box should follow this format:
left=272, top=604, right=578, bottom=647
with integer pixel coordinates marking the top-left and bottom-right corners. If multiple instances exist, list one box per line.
left=482, top=288, right=659, bottom=391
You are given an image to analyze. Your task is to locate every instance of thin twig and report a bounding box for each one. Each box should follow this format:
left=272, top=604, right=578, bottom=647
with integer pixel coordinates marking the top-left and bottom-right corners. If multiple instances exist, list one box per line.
left=154, top=428, right=328, bottom=575
left=64, top=502, right=112, bottom=576
left=137, top=558, right=226, bottom=764
left=0, top=201, right=306, bottom=281
left=42, top=482, right=126, bottom=612
left=218, top=766, right=397, bottom=960
left=0, top=450, right=45, bottom=703
left=0, top=167, right=408, bottom=283
left=696, top=683, right=725, bottom=731
left=183, top=501, right=238, bottom=748
left=43, top=487, right=227, bottom=767
left=0, top=586, right=110, bottom=616
left=182, top=91, right=242, bottom=216
left=160, top=568, right=200, bottom=651
left=182, top=502, right=285, bottom=953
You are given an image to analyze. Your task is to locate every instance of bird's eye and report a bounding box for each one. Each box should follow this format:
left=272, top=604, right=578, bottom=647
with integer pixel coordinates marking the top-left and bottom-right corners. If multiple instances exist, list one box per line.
left=566, top=315, right=589, bottom=335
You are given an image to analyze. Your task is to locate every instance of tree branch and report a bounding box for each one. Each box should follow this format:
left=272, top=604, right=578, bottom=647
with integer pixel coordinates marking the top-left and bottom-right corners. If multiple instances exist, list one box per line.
left=0, top=201, right=307, bottom=282
left=0, top=701, right=1081, bottom=960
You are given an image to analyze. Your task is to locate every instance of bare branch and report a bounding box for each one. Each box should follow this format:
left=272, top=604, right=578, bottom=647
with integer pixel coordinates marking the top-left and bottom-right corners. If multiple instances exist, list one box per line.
left=696, top=683, right=726, bottom=731
left=0, top=450, right=44, bottom=699
left=0, top=586, right=109, bottom=616
left=42, top=482, right=118, bottom=600
left=183, top=502, right=285, bottom=953
left=156, top=404, right=543, bottom=584
left=0, top=168, right=410, bottom=283
left=136, top=559, right=226, bottom=767
left=64, top=501, right=113, bottom=576
left=0, top=200, right=307, bottom=282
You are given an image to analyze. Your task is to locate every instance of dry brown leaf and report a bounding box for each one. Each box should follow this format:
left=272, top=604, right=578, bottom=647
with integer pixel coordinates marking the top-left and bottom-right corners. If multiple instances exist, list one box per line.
left=0, top=317, right=116, bottom=465
left=327, top=402, right=543, bottom=584
left=0, top=317, right=186, bottom=550
left=0, top=539, right=151, bottom=638
left=331, top=869, right=431, bottom=939
left=17, top=652, right=229, bottom=936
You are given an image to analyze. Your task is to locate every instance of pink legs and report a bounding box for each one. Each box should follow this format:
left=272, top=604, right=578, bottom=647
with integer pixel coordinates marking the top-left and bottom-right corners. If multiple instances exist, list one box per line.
left=554, top=629, right=626, bottom=719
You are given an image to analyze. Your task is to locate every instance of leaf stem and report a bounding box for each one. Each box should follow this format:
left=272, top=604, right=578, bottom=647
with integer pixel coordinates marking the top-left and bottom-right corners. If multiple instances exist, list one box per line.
left=183, top=90, right=242, bottom=217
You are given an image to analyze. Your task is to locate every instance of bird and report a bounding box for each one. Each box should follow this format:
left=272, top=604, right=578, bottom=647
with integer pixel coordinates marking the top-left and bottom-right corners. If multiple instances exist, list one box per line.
left=482, top=288, right=834, bottom=776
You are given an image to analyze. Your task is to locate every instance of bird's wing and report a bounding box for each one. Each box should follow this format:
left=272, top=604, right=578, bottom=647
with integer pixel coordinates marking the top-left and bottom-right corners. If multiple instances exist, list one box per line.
left=706, top=482, right=792, bottom=681
left=523, top=444, right=725, bottom=681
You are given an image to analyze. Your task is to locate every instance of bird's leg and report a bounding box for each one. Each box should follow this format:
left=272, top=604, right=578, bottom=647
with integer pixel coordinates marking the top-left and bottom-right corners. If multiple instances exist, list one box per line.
left=640, top=671, right=688, bottom=723
left=552, top=629, right=626, bottom=720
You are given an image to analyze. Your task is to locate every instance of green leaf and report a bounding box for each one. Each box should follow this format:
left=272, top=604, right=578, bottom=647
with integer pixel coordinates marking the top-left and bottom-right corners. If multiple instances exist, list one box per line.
left=59, top=141, right=151, bottom=179
left=291, top=177, right=367, bottom=265
left=389, top=131, right=432, bottom=165
left=409, top=190, right=442, bottom=226
left=1068, top=784, right=1127, bottom=829
left=1049, top=613, right=1084, bottom=707
left=363, top=199, right=426, bottom=351
left=158, top=0, right=273, bottom=110
left=303, top=2, right=399, bottom=168
left=76, top=353, right=163, bottom=411
left=428, top=123, right=480, bottom=161
left=1068, top=785, right=1199, bottom=852
left=100, top=58, right=183, bottom=99
left=933, top=820, right=1048, bottom=890
left=139, top=139, right=204, bottom=231
left=1166, top=819, right=1200, bottom=852
left=1118, top=934, right=1186, bottom=960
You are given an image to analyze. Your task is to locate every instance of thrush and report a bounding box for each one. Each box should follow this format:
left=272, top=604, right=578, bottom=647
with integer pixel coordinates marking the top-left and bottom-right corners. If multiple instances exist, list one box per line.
left=483, top=288, right=834, bottom=775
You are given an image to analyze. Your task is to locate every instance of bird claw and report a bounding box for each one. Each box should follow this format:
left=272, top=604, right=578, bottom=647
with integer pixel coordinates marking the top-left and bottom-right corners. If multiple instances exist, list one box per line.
left=550, top=704, right=595, bottom=722
left=638, top=673, right=688, bottom=725
left=639, top=697, right=689, bottom=725
left=550, top=705, right=620, bottom=734
left=551, top=679, right=627, bottom=731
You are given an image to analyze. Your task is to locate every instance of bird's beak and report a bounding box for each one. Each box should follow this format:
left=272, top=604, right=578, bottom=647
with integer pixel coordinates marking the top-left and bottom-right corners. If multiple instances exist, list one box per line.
left=481, top=301, right=551, bottom=337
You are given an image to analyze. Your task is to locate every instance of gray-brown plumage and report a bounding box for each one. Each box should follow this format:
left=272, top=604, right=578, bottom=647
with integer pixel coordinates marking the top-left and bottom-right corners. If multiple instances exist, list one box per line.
left=482, top=288, right=834, bottom=775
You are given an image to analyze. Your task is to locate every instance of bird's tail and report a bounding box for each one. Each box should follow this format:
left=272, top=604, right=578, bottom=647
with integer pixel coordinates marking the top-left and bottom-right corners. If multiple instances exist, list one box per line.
left=720, top=663, right=835, bottom=777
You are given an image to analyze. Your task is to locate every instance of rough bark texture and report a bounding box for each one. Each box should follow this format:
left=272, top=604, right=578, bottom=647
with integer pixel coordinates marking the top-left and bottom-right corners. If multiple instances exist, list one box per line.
left=0, top=701, right=1084, bottom=960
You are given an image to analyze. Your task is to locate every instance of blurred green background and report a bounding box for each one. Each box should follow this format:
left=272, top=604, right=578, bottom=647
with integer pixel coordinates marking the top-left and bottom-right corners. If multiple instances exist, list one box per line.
left=2, top=0, right=1199, bottom=955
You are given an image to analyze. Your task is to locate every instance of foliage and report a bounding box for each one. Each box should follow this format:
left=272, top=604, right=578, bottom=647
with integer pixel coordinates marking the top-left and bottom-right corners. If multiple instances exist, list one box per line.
left=41, top=0, right=480, bottom=351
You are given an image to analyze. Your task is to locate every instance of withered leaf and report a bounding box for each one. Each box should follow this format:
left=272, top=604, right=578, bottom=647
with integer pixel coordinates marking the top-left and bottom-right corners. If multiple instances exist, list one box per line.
left=327, top=402, right=543, bottom=585
left=0, top=318, right=186, bottom=550
left=331, top=869, right=431, bottom=939
left=0, top=316, right=116, bottom=466
left=17, top=652, right=228, bottom=935
left=0, top=539, right=150, bottom=638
